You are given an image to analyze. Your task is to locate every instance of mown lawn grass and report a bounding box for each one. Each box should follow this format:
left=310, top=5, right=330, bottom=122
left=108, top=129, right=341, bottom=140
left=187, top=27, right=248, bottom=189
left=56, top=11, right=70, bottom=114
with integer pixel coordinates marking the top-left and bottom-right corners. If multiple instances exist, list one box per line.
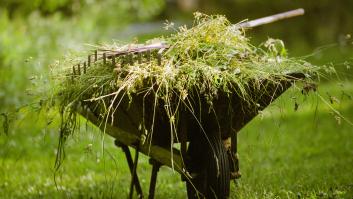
left=0, top=81, right=352, bottom=198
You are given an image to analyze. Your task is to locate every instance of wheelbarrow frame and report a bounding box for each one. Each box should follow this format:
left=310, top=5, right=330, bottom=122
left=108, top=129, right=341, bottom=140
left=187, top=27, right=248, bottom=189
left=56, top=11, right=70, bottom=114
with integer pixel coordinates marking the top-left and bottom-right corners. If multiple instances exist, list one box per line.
left=67, top=9, right=306, bottom=198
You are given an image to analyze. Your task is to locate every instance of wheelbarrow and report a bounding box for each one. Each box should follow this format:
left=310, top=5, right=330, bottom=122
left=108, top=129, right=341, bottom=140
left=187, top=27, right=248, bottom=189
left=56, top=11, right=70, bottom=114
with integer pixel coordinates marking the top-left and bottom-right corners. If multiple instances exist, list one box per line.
left=71, top=9, right=305, bottom=199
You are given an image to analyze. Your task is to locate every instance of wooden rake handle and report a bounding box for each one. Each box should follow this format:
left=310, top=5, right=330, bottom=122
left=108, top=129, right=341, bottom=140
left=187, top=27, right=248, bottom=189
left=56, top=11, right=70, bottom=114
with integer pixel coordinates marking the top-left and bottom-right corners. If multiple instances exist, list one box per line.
left=237, top=8, right=305, bottom=29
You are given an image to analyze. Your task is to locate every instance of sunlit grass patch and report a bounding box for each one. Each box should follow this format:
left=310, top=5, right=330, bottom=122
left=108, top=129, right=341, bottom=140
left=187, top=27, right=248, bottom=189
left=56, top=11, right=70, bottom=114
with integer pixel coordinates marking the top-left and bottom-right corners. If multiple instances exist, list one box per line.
left=0, top=82, right=352, bottom=198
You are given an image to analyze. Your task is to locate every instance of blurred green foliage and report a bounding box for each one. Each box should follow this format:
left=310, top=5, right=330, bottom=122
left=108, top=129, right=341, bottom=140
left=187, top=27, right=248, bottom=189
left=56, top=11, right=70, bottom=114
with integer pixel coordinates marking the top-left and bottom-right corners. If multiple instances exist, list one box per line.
left=0, top=0, right=165, bottom=114
left=0, top=1, right=352, bottom=197
left=1, top=0, right=352, bottom=115
left=0, top=0, right=166, bottom=18
left=0, top=0, right=84, bottom=16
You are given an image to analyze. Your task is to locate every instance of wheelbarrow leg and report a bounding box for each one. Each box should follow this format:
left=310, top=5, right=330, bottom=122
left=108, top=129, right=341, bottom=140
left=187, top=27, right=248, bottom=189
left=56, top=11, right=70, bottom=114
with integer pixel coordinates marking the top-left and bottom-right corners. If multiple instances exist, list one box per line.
left=230, top=132, right=241, bottom=180
left=148, top=159, right=162, bottom=199
left=129, top=145, right=140, bottom=199
left=114, top=140, right=143, bottom=199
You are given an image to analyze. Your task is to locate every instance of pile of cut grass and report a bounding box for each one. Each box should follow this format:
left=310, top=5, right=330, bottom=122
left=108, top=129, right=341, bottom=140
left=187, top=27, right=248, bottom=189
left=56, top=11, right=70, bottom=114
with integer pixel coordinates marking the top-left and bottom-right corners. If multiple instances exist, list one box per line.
left=51, top=13, right=323, bottom=167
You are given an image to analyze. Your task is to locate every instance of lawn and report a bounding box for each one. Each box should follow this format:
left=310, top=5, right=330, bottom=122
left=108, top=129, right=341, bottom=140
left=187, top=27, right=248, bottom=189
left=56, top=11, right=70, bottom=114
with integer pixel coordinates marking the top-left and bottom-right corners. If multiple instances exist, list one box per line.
left=0, top=81, right=352, bottom=198
left=1, top=1, right=353, bottom=198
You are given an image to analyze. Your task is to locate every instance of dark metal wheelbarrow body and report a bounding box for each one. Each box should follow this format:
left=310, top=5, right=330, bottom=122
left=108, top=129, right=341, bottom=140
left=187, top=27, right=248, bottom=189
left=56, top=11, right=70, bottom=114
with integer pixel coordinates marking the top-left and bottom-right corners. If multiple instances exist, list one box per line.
left=84, top=73, right=301, bottom=141
left=78, top=73, right=302, bottom=198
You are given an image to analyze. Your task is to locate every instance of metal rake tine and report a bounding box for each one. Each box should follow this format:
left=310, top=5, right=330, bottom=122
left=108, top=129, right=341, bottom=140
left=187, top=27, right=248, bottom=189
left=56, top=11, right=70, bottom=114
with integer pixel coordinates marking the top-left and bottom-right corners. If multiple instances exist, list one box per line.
left=121, top=55, right=126, bottom=67
left=111, top=54, right=116, bottom=66
left=77, top=63, right=81, bottom=75
left=157, top=54, right=161, bottom=66
left=146, top=50, right=151, bottom=62
left=103, top=53, right=106, bottom=65
left=94, top=50, right=98, bottom=62
left=137, top=52, right=142, bottom=64
left=72, top=65, right=76, bottom=75
left=128, top=53, right=133, bottom=65
left=83, top=62, right=87, bottom=74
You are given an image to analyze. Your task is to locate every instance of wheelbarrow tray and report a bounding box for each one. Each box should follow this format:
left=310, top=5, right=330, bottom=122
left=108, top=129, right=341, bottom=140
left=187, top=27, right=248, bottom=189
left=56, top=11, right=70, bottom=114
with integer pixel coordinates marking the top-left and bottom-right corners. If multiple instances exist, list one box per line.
left=77, top=73, right=303, bottom=173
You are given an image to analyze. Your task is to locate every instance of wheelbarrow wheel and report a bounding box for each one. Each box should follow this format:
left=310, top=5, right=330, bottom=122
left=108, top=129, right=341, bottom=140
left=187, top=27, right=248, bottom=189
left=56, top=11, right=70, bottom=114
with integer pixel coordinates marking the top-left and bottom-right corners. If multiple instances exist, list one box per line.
left=186, top=132, right=230, bottom=199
